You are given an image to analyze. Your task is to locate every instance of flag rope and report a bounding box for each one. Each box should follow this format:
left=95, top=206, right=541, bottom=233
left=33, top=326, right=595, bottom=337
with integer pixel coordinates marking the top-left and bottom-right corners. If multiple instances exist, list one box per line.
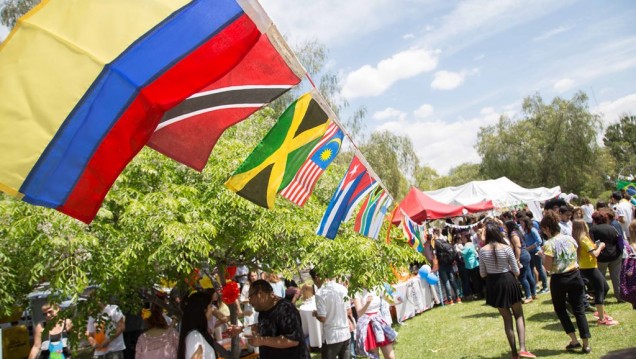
left=302, top=73, right=395, bottom=204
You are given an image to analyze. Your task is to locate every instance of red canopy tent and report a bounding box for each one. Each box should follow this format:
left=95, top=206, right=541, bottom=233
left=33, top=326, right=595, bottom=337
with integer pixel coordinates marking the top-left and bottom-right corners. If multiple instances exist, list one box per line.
left=391, top=187, right=493, bottom=224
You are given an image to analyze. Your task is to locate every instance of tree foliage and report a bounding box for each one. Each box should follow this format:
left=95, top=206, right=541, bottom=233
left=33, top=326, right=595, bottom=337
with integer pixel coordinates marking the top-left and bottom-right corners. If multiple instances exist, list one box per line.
left=0, top=108, right=420, bottom=351
left=476, top=91, right=608, bottom=196
left=359, top=130, right=419, bottom=200
left=603, top=114, right=636, bottom=176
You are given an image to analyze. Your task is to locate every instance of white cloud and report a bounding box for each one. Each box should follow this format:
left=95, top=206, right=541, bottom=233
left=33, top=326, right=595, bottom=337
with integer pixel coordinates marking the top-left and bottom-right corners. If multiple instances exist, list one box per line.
left=431, top=70, right=465, bottom=90
left=553, top=78, right=575, bottom=93
left=533, top=25, right=572, bottom=42
left=372, top=107, right=406, bottom=121
left=375, top=106, right=502, bottom=174
left=535, top=36, right=636, bottom=93
left=420, top=0, right=576, bottom=53
left=260, top=0, right=399, bottom=47
left=414, top=104, right=434, bottom=118
left=342, top=48, right=439, bottom=99
left=403, top=33, right=415, bottom=40
left=593, top=92, right=636, bottom=127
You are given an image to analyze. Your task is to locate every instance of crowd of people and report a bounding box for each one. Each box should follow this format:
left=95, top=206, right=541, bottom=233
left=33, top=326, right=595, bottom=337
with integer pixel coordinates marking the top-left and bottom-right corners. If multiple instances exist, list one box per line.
left=419, top=190, right=636, bottom=358
left=25, top=191, right=635, bottom=359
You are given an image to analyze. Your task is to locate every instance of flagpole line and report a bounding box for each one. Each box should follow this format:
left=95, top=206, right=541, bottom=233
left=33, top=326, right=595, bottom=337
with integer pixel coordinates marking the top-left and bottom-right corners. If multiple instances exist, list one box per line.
left=243, top=0, right=398, bottom=205
left=239, top=0, right=307, bottom=79
left=308, top=88, right=395, bottom=203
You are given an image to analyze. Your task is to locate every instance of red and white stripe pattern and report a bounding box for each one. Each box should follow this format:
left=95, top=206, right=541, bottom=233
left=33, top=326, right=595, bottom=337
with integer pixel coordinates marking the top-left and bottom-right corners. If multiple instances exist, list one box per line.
left=280, top=122, right=340, bottom=206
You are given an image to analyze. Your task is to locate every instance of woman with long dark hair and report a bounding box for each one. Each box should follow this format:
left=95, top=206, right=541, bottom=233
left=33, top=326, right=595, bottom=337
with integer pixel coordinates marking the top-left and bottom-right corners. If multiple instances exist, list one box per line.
left=178, top=291, right=219, bottom=359
left=540, top=211, right=591, bottom=354
left=505, top=220, right=536, bottom=304
left=479, top=221, right=535, bottom=359
left=571, top=219, right=617, bottom=326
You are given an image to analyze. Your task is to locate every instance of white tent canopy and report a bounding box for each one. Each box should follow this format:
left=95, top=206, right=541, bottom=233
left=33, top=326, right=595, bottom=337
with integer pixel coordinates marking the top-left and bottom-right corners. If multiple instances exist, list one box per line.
left=424, top=177, right=561, bottom=208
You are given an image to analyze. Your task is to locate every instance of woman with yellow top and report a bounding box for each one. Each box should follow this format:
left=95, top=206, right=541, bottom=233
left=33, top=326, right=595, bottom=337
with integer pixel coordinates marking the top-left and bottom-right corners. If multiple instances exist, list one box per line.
left=572, top=220, right=617, bottom=326
left=540, top=211, right=591, bottom=354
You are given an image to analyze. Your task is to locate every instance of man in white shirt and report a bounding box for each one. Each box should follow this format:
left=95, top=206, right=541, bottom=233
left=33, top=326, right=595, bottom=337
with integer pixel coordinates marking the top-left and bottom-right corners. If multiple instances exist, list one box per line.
left=558, top=206, right=573, bottom=236
left=87, top=300, right=126, bottom=359
left=311, top=269, right=351, bottom=359
left=611, top=191, right=634, bottom=240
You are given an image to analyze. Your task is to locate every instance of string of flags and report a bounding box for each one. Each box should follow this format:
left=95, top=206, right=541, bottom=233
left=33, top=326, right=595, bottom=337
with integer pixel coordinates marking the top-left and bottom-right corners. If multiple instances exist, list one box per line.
left=0, top=0, right=396, bottom=242
left=442, top=217, right=487, bottom=230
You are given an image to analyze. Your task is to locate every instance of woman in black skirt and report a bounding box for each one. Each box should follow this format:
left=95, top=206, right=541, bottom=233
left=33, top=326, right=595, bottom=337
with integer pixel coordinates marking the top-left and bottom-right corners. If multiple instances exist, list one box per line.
left=479, top=221, right=536, bottom=359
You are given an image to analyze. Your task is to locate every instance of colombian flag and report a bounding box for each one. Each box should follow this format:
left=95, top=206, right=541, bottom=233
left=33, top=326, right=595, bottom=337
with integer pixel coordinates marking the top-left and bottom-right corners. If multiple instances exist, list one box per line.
left=0, top=0, right=302, bottom=223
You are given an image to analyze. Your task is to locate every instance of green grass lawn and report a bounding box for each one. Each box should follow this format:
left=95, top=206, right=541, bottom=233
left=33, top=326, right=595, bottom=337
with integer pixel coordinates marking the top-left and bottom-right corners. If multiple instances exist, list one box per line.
left=392, top=293, right=636, bottom=359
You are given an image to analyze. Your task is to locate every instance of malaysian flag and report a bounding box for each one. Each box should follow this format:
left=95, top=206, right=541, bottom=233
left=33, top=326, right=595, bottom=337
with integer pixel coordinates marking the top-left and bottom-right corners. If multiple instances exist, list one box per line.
left=279, top=121, right=344, bottom=206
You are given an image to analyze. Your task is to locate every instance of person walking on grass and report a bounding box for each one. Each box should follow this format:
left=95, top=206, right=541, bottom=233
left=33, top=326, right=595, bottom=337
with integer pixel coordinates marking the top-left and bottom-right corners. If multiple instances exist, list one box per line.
left=479, top=221, right=535, bottom=359
left=540, top=211, right=591, bottom=354
left=572, top=219, right=618, bottom=326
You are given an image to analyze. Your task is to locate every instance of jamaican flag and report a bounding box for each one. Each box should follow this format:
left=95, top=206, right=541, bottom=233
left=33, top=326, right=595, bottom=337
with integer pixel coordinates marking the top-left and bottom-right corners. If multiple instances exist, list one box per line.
left=225, top=91, right=329, bottom=208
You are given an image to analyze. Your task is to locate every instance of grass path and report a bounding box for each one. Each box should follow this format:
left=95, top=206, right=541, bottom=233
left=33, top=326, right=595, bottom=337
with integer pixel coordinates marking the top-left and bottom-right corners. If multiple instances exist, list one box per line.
left=392, top=293, right=636, bottom=358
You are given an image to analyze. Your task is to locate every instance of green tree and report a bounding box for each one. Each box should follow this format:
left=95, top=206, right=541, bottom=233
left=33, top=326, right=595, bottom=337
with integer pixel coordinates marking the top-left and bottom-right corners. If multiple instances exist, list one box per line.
left=359, top=130, right=419, bottom=200
left=603, top=114, right=636, bottom=176
left=434, top=163, right=484, bottom=189
left=0, top=109, right=419, bottom=357
left=414, top=165, right=440, bottom=191
left=476, top=91, right=607, bottom=196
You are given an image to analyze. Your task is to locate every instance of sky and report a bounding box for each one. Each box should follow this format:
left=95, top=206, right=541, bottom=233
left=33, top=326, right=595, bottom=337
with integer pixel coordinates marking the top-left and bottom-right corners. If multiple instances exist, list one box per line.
left=1, top=0, right=634, bottom=176
left=258, top=0, right=636, bottom=174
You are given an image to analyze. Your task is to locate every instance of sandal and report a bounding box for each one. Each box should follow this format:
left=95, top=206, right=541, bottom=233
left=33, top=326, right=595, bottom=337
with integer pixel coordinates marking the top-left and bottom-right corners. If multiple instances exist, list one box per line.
left=519, top=351, right=536, bottom=358
left=565, top=342, right=582, bottom=351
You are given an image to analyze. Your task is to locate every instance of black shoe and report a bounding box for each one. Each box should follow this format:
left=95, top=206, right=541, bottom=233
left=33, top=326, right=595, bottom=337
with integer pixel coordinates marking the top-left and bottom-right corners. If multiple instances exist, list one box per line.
left=582, top=346, right=591, bottom=354
left=565, top=342, right=582, bottom=351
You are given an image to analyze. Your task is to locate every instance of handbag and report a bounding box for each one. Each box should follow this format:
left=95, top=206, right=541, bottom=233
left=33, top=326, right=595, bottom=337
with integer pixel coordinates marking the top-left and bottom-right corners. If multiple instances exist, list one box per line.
left=619, top=244, right=636, bottom=304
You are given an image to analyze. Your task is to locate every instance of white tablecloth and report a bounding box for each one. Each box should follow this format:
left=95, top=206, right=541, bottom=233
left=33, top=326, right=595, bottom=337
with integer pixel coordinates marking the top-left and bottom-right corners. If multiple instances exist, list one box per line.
left=298, top=300, right=322, bottom=348
left=393, top=277, right=435, bottom=322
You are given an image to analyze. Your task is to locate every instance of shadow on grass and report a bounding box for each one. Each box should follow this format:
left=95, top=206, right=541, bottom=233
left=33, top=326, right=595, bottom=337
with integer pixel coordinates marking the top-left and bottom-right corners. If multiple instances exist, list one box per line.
left=527, top=311, right=556, bottom=322
left=458, top=348, right=566, bottom=359
left=461, top=311, right=499, bottom=319
left=541, top=322, right=564, bottom=331
left=601, top=347, right=636, bottom=358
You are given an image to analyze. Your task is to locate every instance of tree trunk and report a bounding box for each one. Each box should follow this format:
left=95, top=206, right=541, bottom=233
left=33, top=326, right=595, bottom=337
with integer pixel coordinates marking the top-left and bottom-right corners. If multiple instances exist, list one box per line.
left=230, top=302, right=240, bottom=359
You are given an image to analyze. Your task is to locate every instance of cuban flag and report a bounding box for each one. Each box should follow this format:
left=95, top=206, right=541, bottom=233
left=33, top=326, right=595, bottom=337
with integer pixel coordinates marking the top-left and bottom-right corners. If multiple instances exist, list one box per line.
left=317, top=156, right=375, bottom=239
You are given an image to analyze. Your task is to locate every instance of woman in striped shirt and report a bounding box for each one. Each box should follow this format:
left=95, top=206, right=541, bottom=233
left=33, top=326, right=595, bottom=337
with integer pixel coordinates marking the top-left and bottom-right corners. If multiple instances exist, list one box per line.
left=479, top=221, right=535, bottom=359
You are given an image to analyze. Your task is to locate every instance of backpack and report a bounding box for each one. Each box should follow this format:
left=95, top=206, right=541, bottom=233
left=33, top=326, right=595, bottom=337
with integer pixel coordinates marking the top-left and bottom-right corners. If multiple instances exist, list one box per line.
left=620, top=244, right=636, bottom=305
left=435, top=239, right=454, bottom=265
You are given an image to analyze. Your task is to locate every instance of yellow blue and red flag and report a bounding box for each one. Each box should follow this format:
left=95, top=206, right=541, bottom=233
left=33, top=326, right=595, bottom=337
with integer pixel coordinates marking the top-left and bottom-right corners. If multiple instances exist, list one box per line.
left=0, top=0, right=302, bottom=222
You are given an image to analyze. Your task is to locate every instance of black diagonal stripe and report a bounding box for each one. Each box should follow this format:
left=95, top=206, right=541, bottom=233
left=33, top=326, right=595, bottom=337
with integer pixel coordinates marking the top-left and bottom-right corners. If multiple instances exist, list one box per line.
left=293, top=98, right=329, bottom=137
left=235, top=162, right=274, bottom=208
left=161, top=87, right=289, bottom=123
